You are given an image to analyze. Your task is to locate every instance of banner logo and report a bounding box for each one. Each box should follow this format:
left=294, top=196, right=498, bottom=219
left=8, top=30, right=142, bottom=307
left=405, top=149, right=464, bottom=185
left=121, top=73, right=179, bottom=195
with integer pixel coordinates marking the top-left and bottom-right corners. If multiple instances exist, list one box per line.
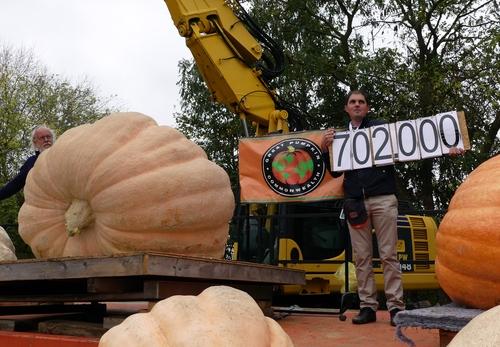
left=262, top=138, right=325, bottom=197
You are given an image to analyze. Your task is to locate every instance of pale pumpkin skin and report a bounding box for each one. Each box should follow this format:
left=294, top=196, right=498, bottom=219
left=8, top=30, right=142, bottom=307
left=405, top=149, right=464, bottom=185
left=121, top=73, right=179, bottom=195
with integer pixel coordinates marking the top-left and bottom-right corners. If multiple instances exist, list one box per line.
left=435, top=154, right=500, bottom=309
left=448, top=305, right=500, bottom=347
left=99, top=286, right=294, bottom=347
left=0, top=226, right=16, bottom=261
left=18, top=113, right=235, bottom=258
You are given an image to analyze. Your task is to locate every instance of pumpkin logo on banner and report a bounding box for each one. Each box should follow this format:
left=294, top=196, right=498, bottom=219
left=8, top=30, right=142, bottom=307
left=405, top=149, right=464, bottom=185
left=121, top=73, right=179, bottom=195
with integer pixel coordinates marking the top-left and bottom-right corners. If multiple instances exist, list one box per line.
left=262, top=138, right=325, bottom=197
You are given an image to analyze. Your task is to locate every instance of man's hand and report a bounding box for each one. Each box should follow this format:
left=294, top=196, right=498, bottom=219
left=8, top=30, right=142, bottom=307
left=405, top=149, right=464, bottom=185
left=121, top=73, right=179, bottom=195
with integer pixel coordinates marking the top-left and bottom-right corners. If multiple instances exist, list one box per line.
left=321, top=128, right=335, bottom=152
left=448, top=147, right=465, bottom=157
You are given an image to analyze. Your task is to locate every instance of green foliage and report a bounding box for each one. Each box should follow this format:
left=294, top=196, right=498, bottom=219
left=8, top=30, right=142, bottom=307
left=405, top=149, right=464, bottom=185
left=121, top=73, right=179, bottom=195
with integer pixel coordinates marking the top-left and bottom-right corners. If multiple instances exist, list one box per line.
left=0, top=44, right=116, bottom=257
left=177, top=0, right=499, bottom=210
left=174, top=59, right=242, bottom=192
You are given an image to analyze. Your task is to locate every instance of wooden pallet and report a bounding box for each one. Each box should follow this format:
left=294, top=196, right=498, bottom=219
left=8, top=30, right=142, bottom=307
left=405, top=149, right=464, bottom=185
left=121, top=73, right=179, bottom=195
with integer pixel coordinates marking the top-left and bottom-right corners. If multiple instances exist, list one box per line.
left=0, top=252, right=305, bottom=336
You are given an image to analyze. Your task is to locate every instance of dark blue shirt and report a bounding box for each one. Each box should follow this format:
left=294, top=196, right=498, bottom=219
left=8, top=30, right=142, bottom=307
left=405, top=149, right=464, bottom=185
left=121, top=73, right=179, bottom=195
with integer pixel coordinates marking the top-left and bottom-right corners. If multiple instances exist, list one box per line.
left=0, top=152, right=40, bottom=201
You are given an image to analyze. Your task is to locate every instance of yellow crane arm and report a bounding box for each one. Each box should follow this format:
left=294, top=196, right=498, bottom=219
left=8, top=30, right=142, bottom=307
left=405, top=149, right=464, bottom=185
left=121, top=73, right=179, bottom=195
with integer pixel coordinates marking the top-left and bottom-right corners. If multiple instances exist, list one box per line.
left=163, top=0, right=288, bottom=135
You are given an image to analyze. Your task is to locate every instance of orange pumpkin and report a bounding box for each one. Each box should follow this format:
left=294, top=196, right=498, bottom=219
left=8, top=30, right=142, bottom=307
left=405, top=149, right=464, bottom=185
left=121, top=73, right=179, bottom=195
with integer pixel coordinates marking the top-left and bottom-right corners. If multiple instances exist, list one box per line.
left=18, top=113, right=235, bottom=259
left=99, top=286, right=294, bottom=347
left=436, top=154, right=500, bottom=309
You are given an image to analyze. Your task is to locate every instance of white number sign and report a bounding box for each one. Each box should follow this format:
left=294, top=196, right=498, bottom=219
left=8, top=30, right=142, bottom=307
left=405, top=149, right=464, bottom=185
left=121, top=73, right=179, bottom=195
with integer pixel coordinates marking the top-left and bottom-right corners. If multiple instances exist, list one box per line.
left=329, top=110, right=469, bottom=171
left=436, top=111, right=463, bottom=155
left=396, top=120, right=421, bottom=162
left=332, top=131, right=352, bottom=172
left=351, top=129, right=372, bottom=169
left=371, top=124, right=394, bottom=166
left=417, top=116, right=442, bottom=159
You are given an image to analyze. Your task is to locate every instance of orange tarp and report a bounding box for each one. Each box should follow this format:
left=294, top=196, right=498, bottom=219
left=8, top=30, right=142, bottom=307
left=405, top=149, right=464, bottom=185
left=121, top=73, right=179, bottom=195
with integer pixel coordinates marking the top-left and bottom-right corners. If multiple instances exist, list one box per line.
left=239, top=130, right=344, bottom=203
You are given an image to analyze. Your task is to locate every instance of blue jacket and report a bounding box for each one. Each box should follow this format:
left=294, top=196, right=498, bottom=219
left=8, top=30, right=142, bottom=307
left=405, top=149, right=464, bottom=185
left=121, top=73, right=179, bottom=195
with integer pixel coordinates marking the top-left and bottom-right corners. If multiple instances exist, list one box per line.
left=323, top=117, right=397, bottom=199
left=0, top=152, right=40, bottom=200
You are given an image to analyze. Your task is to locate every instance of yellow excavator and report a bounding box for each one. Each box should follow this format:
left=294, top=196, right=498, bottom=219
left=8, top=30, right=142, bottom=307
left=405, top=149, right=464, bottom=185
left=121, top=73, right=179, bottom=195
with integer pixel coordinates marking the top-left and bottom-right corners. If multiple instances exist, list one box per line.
left=162, top=0, right=440, bottom=297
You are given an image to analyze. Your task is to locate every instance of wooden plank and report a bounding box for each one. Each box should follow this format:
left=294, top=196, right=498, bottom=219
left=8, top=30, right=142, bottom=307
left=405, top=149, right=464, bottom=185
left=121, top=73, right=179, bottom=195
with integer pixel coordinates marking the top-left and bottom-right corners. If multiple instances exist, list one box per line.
left=0, top=304, right=105, bottom=316
left=143, top=280, right=273, bottom=301
left=144, top=253, right=305, bottom=284
left=439, top=329, right=457, bottom=347
left=0, top=331, right=99, bottom=347
left=87, top=277, right=143, bottom=294
left=0, top=292, right=150, bottom=303
left=0, top=254, right=146, bottom=281
left=457, top=111, right=470, bottom=150
left=0, top=313, right=88, bottom=333
left=38, top=320, right=106, bottom=338
left=0, top=253, right=305, bottom=285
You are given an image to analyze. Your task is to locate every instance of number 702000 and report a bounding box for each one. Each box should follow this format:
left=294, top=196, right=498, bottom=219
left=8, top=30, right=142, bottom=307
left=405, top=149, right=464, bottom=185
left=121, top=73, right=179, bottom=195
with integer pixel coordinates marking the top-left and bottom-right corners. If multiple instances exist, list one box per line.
left=330, top=110, right=469, bottom=172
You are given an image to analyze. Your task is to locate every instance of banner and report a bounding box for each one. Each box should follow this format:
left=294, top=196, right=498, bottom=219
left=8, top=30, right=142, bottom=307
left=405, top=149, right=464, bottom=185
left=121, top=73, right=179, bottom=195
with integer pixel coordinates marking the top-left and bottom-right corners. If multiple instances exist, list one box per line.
left=239, top=130, right=344, bottom=203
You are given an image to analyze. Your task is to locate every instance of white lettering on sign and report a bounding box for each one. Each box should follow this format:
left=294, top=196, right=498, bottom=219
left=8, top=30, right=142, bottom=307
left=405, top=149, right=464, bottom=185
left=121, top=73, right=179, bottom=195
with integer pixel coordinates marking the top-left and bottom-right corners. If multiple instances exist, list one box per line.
left=329, top=111, right=468, bottom=171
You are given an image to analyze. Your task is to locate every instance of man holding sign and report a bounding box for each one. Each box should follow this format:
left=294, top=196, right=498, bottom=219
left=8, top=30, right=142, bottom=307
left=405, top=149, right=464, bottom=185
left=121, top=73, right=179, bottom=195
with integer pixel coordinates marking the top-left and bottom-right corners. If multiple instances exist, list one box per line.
left=321, top=90, right=464, bottom=326
left=321, top=90, right=405, bottom=326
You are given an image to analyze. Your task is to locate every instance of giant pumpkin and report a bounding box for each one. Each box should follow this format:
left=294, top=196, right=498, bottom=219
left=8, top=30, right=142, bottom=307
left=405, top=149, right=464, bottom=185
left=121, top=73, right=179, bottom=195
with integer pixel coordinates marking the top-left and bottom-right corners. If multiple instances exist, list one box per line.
left=99, top=286, right=294, bottom=347
left=18, top=113, right=235, bottom=258
left=0, top=226, right=16, bottom=261
left=436, top=154, right=500, bottom=309
left=448, top=305, right=500, bottom=347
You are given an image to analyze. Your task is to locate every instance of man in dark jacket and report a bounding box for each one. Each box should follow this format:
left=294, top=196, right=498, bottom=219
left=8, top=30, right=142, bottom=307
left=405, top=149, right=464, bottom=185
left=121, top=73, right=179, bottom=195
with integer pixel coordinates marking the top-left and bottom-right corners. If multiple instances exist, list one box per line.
left=321, top=90, right=404, bottom=326
left=321, top=90, right=464, bottom=326
left=0, top=126, right=55, bottom=200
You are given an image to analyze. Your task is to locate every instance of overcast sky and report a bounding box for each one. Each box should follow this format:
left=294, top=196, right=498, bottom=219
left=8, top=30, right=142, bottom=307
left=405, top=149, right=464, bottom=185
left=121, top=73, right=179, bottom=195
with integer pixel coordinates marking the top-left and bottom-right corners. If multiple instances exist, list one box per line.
left=0, top=0, right=192, bottom=127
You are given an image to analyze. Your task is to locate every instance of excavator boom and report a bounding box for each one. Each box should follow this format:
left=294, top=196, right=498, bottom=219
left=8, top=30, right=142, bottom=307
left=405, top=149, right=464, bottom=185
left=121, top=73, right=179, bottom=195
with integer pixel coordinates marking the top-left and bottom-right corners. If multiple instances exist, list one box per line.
left=163, top=0, right=288, bottom=135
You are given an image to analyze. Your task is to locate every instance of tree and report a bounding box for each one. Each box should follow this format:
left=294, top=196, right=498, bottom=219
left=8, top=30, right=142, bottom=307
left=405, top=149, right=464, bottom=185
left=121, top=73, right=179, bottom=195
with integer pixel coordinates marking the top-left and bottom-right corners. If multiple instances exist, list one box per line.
left=0, top=44, right=115, bottom=257
left=370, top=0, right=500, bottom=209
left=175, top=0, right=499, bottom=210
left=175, top=0, right=370, bottom=186
left=174, top=59, right=241, bottom=191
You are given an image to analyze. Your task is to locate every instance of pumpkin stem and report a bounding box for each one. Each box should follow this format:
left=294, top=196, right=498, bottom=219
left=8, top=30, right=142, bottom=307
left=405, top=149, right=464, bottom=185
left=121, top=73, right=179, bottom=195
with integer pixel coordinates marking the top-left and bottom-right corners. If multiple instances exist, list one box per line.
left=65, top=199, right=95, bottom=237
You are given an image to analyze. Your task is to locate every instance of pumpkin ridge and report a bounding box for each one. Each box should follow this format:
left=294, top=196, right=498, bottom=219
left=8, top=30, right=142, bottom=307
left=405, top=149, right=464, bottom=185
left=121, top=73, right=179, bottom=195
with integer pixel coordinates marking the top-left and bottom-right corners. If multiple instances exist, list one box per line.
left=24, top=223, right=67, bottom=258
left=83, top=125, right=188, bottom=196
left=436, top=244, right=500, bottom=282
left=449, top=186, right=500, bottom=208
left=94, top=220, right=227, bottom=257
left=19, top=209, right=66, bottom=235
left=90, top=159, right=232, bottom=213
left=436, top=261, right=499, bottom=309
left=95, top=219, right=227, bottom=247
left=74, top=112, right=158, bottom=196
left=86, top=141, right=202, bottom=201
left=93, top=191, right=234, bottom=232
left=27, top=152, right=70, bottom=203
left=438, top=222, right=500, bottom=240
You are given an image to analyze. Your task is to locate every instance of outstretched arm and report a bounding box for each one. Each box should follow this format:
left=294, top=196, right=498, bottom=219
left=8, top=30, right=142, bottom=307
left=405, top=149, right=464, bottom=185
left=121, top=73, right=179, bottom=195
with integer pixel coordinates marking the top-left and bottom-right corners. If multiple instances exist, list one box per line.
left=0, top=156, right=36, bottom=201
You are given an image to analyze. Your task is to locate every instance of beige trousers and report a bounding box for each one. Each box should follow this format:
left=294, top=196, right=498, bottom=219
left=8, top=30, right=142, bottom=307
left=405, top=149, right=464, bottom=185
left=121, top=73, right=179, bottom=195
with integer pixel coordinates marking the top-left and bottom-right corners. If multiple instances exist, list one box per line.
left=348, top=194, right=405, bottom=311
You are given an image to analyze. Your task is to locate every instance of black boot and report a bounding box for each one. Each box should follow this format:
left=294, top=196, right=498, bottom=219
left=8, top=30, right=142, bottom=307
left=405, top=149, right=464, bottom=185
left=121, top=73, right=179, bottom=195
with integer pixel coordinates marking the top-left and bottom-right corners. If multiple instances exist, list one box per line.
left=390, top=308, right=402, bottom=326
left=352, top=307, right=376, bottom=324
